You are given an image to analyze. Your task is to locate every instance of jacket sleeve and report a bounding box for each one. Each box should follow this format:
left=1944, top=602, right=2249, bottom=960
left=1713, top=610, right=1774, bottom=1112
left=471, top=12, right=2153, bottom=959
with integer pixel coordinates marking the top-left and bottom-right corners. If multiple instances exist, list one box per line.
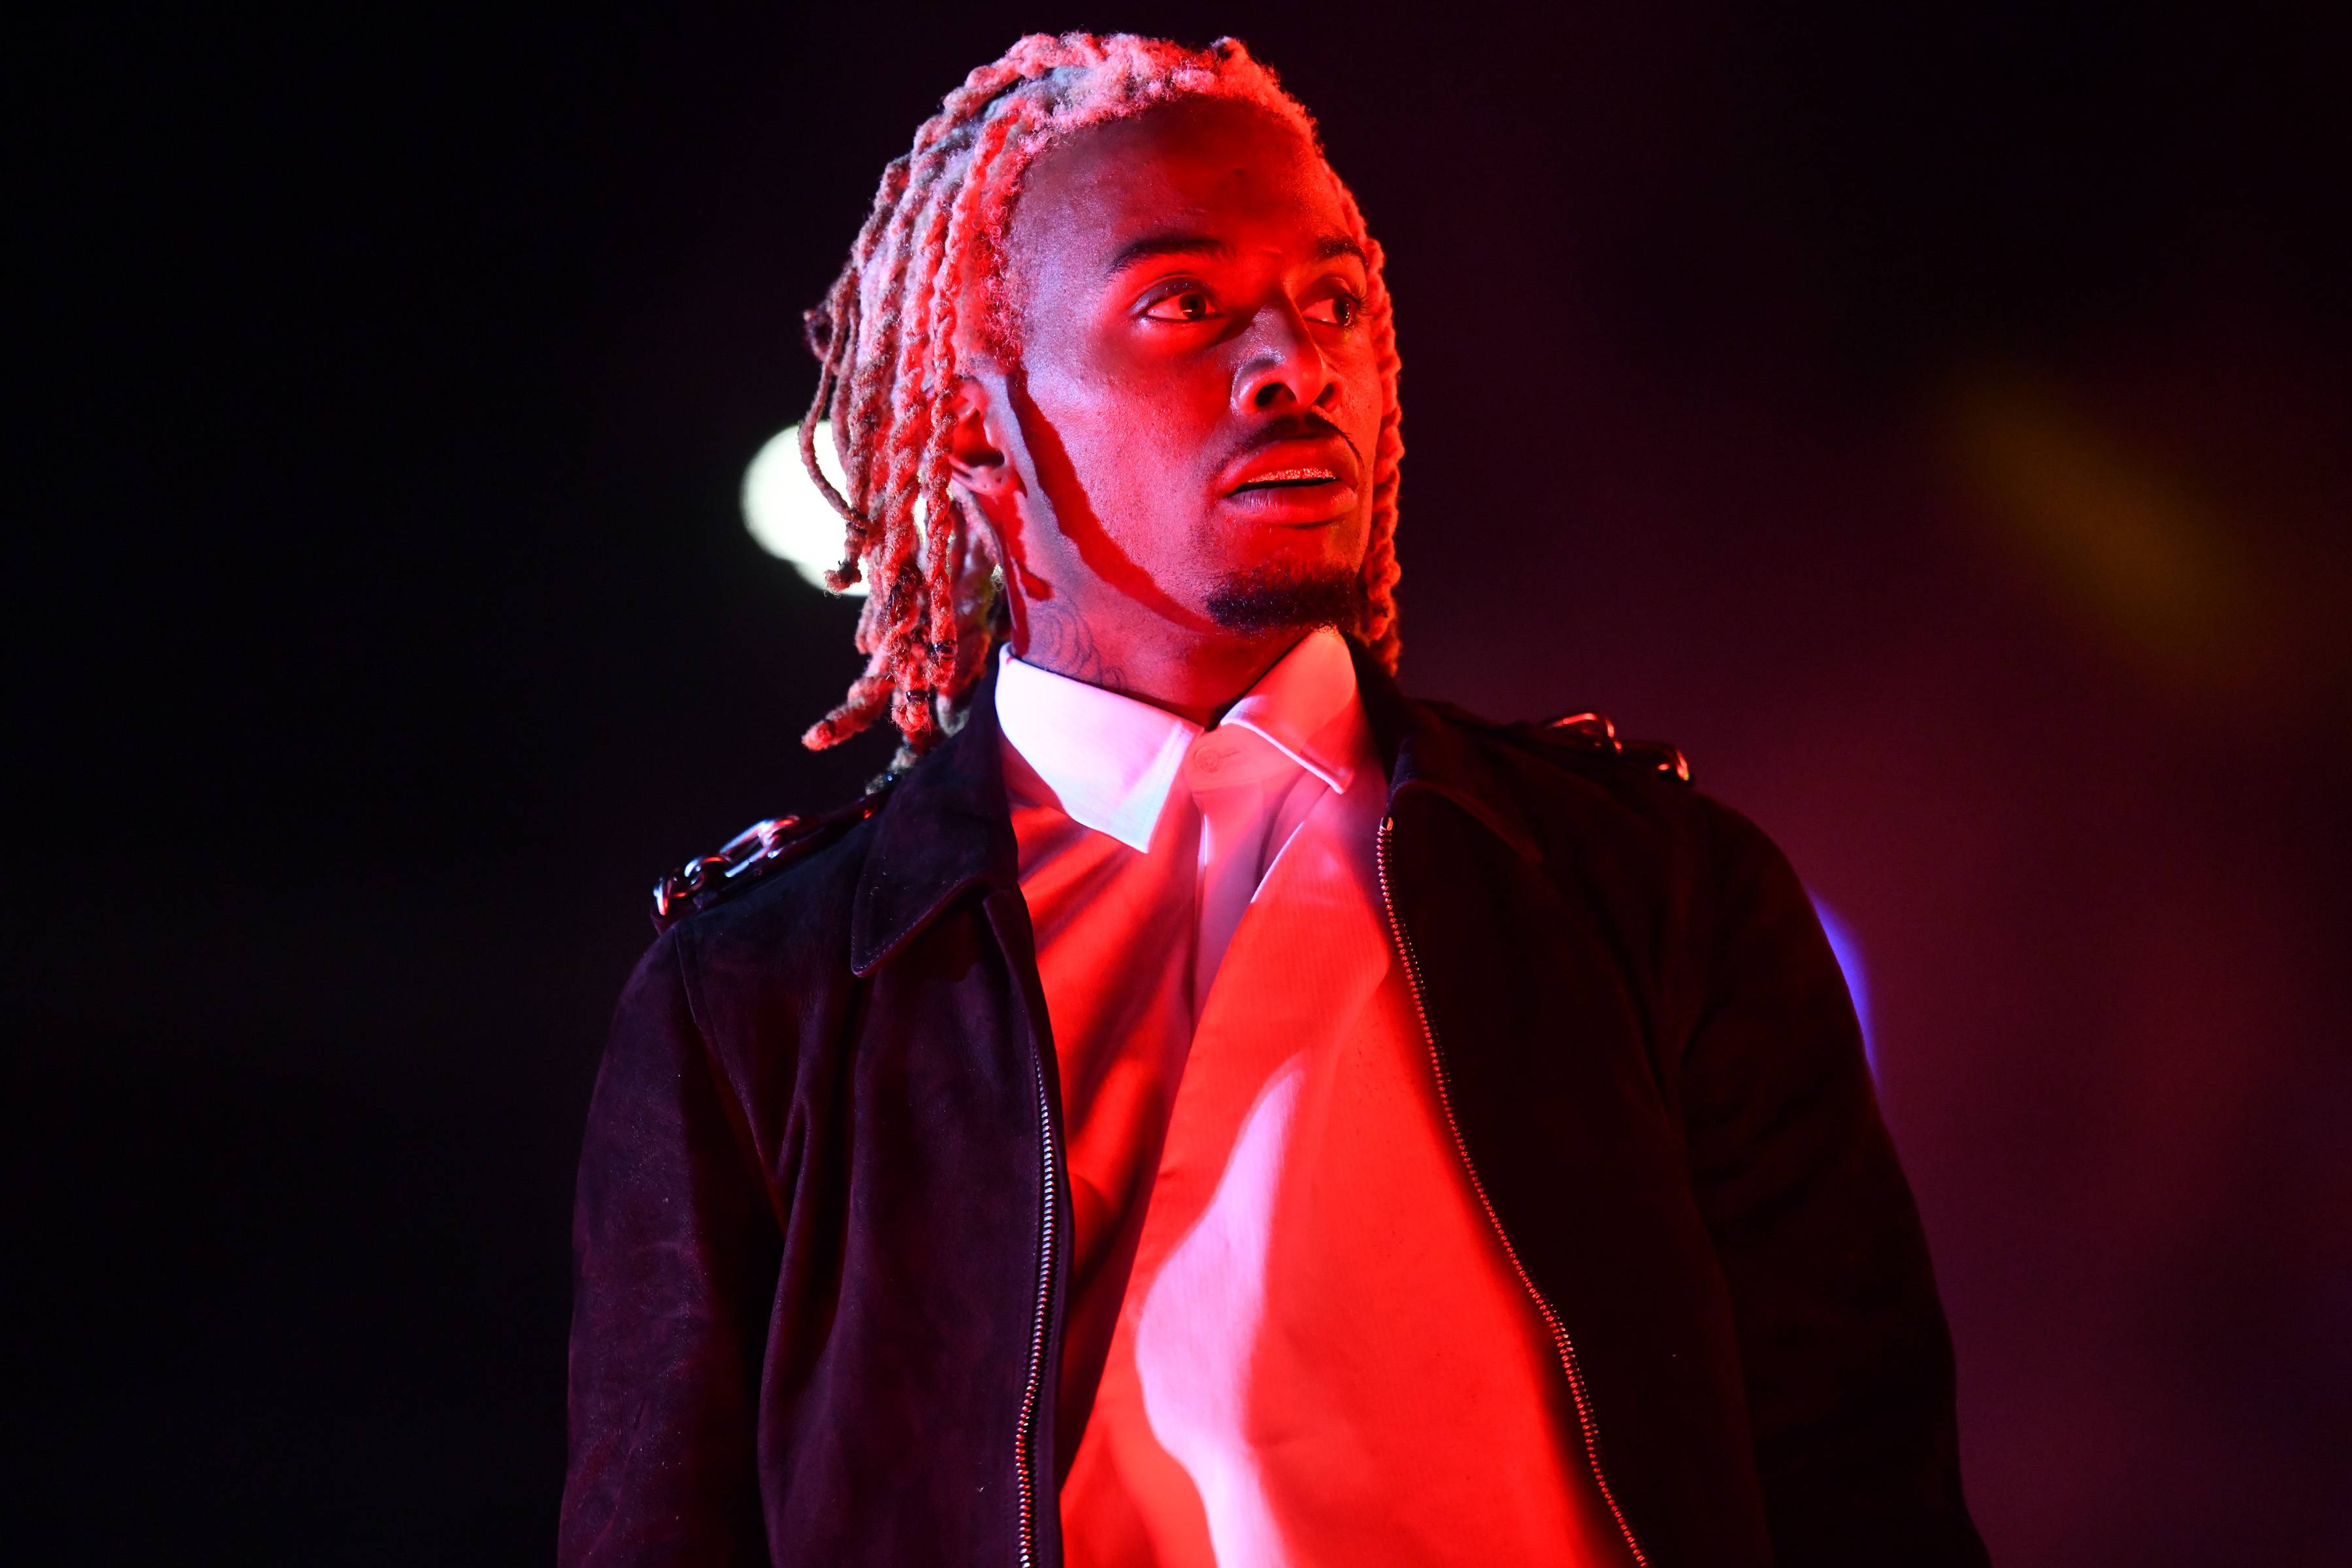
left=1678, top=802, right=1989, bottom=1567
left=560, top=927, right=781, bottom=1567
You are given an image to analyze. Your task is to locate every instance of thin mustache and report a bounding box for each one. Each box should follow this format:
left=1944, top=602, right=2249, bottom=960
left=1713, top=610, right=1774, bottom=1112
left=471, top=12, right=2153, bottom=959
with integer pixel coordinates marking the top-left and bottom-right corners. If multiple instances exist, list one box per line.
left=1226, top=412, right=1361, bottom=469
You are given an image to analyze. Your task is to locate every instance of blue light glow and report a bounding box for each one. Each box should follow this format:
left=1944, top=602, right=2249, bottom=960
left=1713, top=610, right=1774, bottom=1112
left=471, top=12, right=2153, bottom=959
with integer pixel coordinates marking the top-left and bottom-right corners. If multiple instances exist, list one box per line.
left=1808, top=895, right=1874, bottom=1074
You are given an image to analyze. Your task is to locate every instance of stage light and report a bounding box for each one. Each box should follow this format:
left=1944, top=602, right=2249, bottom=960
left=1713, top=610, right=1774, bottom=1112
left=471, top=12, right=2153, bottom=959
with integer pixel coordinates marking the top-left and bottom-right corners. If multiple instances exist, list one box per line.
left=743, top=421, right=865, bottom=596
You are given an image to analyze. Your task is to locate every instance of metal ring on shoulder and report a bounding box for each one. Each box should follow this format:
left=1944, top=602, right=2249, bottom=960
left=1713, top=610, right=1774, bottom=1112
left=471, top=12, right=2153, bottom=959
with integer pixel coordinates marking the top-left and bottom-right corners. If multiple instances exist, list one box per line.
left=647, top=791, right=890, bottom=929
left=1547, top=710, right=1693, bottom=786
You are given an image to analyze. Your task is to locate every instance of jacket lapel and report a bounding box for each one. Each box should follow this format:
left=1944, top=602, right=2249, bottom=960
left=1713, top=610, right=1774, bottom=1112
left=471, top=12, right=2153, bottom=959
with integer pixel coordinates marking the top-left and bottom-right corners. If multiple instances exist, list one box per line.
left=1350, top=642, right=1541, bottom=864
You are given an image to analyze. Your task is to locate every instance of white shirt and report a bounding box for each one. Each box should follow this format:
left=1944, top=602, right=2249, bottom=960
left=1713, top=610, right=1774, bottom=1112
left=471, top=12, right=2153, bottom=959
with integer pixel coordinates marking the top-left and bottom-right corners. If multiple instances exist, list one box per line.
left=1000, top=629, right=1625, bottom=1567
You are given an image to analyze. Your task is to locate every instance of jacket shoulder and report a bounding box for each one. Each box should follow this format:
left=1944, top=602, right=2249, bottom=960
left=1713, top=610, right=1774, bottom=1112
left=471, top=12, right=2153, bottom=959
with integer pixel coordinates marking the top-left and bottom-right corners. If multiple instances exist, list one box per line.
left=1431, top=699, right=1800, bottom=894
left=647, top=777, right=896, bottom=934
left=1428, top=700, right=1694, bottom=791
left=1415, top=698, right=1727, bottom=885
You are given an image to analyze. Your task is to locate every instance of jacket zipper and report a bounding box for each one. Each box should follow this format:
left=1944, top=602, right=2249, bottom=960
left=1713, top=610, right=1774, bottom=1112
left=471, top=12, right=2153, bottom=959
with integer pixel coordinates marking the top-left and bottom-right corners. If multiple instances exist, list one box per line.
left=1376, top=814, right=1652, bottom=1568
left=1013, top=1037, right=1058, bottom=1567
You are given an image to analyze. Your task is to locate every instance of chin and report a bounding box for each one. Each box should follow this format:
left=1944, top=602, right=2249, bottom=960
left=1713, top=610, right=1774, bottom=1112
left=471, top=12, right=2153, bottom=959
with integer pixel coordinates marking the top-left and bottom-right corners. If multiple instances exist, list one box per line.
left=1203, top=562, right=1365, bottom=637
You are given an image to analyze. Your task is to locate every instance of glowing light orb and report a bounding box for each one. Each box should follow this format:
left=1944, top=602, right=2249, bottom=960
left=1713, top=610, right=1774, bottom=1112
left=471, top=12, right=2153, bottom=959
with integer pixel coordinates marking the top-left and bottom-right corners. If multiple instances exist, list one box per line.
left=743, top=421, right=864, bottom=596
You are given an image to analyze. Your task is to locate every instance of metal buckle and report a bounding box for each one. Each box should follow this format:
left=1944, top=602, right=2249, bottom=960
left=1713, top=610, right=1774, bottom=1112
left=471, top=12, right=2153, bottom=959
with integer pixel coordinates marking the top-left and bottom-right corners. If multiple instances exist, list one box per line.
left=1550, top=711, right=1622, bottom=751
left=651, top=815, right=804, bottom=921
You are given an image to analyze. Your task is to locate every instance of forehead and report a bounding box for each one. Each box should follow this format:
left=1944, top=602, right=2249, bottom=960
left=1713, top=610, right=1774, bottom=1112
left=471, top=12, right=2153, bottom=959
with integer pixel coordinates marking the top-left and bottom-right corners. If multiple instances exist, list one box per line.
left=1004, top=99, right=1345, bottom=287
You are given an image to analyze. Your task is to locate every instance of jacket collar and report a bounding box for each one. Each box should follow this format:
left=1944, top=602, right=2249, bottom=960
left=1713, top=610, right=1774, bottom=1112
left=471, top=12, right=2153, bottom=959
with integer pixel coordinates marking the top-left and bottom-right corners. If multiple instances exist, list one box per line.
left=1350, top=639, right=1542, bottom=864
left=850, top=664, right=1021, bottom=977
left=849, top=635, right=1543, bottom=974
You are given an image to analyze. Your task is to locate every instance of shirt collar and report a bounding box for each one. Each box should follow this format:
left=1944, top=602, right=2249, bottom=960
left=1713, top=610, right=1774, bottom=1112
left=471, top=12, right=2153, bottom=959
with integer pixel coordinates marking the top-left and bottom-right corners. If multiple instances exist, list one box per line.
left=996, top=627, right=1364, bottom=853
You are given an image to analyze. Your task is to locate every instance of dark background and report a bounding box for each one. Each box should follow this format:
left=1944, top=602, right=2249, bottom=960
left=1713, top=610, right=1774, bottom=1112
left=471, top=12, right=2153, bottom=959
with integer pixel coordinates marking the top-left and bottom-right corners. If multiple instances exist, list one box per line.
left=12, top=2, right=2347, bottom=1561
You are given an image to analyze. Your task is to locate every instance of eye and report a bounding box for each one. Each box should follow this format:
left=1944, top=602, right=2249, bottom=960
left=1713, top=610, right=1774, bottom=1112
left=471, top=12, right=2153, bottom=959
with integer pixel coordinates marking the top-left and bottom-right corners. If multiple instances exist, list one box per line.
left=1140, top=285, right=1219, bottom=323
left=1302, top=289, right=1364, bottom=329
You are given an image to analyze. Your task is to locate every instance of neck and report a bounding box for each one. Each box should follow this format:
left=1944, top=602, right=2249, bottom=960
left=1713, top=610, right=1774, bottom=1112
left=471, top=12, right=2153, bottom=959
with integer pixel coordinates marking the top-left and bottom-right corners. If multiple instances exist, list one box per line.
left=1013, top=603, right=1307, bottom=727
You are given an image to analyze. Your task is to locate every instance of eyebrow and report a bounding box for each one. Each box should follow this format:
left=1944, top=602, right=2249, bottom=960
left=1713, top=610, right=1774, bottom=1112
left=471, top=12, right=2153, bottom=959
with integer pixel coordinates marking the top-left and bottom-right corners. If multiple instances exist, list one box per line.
left=1105, top=233, right=1233, bottom=274
left=1103, top=231, right=1368, bottom=274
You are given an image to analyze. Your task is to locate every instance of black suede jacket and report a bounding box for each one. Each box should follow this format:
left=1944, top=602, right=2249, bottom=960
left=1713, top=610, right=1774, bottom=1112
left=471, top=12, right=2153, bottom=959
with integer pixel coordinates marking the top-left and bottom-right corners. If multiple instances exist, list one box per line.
left=562, top=647, right=1987, bottom=1567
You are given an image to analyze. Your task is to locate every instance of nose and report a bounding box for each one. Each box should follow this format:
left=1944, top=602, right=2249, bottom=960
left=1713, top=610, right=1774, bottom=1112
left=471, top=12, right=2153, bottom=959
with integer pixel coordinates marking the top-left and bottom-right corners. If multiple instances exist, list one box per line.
left=1231, top=299, right=1338, bottom=415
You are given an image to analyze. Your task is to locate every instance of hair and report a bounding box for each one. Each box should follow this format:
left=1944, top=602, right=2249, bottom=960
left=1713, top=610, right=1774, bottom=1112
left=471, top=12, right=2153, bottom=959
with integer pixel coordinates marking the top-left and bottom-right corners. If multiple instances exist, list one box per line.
left=797, top=32, right=1404, bottom=759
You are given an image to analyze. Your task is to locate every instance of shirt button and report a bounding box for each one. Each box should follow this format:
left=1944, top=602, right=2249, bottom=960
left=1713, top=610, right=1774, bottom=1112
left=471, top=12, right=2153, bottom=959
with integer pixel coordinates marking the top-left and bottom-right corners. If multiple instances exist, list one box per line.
left=1196, top=750, right=1223, bottom=774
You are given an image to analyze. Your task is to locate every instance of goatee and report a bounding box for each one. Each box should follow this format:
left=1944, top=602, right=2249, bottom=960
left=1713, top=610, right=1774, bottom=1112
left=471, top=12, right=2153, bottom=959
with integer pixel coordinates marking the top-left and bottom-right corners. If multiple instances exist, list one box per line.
left=1203, top=563, right=1364, bottom=636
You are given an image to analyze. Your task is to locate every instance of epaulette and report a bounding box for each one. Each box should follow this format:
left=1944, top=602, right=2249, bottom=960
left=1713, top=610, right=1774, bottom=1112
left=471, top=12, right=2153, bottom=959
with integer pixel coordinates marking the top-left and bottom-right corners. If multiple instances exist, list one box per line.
left=1520, top=710, right=1694, bottom=787
left=648, top=782, right=894, bottom=933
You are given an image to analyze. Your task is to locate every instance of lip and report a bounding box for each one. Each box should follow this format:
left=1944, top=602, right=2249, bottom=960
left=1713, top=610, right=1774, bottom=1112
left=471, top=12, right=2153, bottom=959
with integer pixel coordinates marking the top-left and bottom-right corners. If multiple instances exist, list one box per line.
left=1217, top=436, right=1363, bottom=523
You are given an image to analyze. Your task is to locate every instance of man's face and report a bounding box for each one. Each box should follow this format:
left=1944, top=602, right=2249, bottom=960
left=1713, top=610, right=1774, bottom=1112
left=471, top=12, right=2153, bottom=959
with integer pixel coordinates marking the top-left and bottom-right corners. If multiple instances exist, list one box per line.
left=983, top=99, right=1382, bottom=655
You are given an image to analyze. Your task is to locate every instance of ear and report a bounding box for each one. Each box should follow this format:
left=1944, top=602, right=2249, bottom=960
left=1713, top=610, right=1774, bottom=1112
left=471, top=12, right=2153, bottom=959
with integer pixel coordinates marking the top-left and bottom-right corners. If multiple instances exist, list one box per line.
left=944, top=375, right=1017, bottom=503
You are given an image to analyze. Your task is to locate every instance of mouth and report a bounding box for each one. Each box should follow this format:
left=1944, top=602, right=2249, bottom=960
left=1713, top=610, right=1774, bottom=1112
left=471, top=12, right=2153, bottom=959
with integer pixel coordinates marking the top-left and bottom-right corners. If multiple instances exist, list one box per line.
left=1218, top=436, right=1364, bottom=521
left=1219, top=474, right=1360, bottom=527
left=1228, top=465, right=1344, bottom=495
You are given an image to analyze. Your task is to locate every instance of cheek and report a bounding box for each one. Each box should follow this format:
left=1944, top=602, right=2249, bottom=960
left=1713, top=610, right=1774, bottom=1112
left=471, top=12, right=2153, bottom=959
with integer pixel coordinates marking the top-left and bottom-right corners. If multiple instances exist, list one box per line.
left=1339, top=344, right=1387, bottom=446
left=1028, top=360, right=1226, bottom=516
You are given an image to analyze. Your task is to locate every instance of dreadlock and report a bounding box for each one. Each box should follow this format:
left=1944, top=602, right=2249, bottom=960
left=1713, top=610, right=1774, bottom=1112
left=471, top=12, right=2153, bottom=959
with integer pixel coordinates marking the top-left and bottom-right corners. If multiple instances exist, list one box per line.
left=798, top=32, right=1405, bottom=758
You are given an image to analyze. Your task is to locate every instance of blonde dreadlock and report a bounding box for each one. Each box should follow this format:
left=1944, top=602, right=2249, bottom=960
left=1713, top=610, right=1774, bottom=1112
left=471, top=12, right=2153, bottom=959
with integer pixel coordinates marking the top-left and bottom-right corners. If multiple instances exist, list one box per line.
left=798, top=32, right=1405, bottom=757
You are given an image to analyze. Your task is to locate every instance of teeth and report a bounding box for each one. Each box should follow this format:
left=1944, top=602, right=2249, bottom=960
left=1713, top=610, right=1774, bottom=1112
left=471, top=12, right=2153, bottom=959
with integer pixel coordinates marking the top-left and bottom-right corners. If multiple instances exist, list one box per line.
left=1239, top=467, right=1335, bottom=488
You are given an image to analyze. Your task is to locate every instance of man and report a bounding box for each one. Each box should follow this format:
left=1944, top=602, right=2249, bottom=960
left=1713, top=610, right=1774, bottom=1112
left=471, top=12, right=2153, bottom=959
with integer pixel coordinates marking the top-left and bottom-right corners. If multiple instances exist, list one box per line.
left=564, top=33, right=1987, bottom=1567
